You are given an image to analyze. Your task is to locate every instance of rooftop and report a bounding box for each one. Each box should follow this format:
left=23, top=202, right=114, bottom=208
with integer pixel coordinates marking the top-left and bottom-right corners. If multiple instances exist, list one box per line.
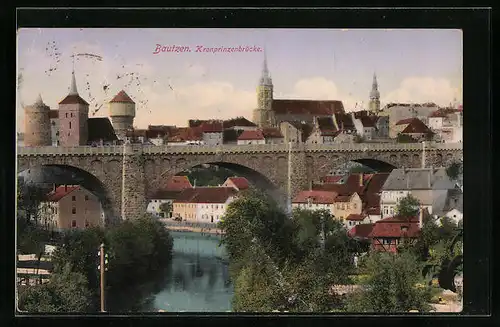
left=59, top=94, right=89, bottom=105
left=45, top=185, right=80, bottom=202
left=382, top=168, right=455, bottom=191
left=237, top=130, right=265, bottom=141
left=293, top=190, right=338, bottom=204
left=272, top=99, right=345, bottom=116
left=109, top=90, right=135, bottom=104
left=401, top=119, right=433, bottom=134
left=174, top=187, right=238, bottom=204
left=88, top=118, right=118, bottom=143
left=224, top=177, right=250, bottom=190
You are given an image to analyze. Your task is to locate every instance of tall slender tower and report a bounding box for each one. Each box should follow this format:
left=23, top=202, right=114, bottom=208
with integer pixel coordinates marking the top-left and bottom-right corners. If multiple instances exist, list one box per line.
left=58, top=70, right=90, bottom=146
left=252, top=50, right=275, bottom=127
left=368, top=72, right=381, bottom=113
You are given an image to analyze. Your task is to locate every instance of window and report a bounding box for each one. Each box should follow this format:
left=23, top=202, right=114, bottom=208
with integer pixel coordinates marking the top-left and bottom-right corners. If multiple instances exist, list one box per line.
left=72, top=196, right=76, bottom=201
left=66, top=113, right=68, bottom=118
left=71, top=113, right=73, bottom=117
left=69, top=121, right=72, bottom=129
left=353, top=203, right=357, bottom=209
left=71, top=220, right=77, bottom=228
left=72, top=207, right=76, bottom=214
left=85, top=195, right=89, bottom=201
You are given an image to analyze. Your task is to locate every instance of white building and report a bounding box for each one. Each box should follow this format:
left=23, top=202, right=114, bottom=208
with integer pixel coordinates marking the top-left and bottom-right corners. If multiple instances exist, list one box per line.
left=380, top=168, right=459, bottom=219
left=237, top=130, right=265, bottom=145
left=173, top=187, right=239, bottom=224
left=351, top=113, right=377, bottom=141
left=201, top=122, right=224, bottom=146
left=292, top=190, right=337, bottom=216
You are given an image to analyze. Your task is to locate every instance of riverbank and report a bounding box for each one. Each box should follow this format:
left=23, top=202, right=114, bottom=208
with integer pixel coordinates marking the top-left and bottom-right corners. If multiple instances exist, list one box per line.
left=164, top=225, right=224, bottom=235
left=159, top=219, right=224, bottom=235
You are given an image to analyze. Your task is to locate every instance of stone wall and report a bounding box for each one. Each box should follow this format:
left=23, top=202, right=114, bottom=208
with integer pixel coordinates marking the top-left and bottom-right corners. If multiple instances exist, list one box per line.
left=17, top=143, right=463, bottom=223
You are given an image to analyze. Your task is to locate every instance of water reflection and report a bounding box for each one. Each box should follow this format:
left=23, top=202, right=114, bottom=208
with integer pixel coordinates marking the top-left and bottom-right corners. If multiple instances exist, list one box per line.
left=152, top=232, right=233, bottom=312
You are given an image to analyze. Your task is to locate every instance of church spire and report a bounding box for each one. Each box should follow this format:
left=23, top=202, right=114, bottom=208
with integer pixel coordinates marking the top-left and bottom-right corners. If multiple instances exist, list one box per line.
left=370, top=72, right=380, bottom=99
left=69, top=69, right=78, bottom=95
left=259, top=49, right=272, bottom=86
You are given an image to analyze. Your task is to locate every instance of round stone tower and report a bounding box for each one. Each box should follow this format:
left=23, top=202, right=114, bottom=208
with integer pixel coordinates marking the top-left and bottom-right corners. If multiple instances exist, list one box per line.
left=24, top=94, right=51, bottom=146
left=109, top=90, right=136, bottom=140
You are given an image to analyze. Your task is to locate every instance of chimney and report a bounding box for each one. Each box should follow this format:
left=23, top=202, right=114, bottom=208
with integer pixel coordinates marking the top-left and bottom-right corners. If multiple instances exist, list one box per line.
left=64, top=185, right=67, bottom=192
left=193, top=179, right=197, bottom=188
left=53, top=184, right=56, bottom=192
left=359, top=173, right=363, bottom=187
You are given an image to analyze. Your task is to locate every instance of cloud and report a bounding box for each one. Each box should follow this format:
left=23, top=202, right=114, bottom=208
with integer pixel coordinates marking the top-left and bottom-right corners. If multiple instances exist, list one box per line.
left=287, top=77, right=362, bottom=111
left=382, top=77, right=462, bottom=107
left=185, top=63, right=207, bottom=78
left=131, top=81, right=256, bottom=128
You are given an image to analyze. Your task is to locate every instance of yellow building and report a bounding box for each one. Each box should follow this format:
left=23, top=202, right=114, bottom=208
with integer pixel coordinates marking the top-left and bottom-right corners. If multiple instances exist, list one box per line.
left=331, top=192, right=363, bottom=221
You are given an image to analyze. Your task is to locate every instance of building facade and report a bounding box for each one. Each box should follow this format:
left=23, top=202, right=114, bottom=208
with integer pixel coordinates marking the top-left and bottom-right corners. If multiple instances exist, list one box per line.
left=24, top=95, right=52, bottom=147
left=109, top=90, right=136, bottom=141
left=38, top=185, right=104, bottom=231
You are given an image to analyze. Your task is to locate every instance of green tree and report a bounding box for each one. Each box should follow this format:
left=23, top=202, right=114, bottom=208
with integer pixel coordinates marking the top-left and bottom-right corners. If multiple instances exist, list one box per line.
left=396, top=133, right=417, bottom=143
left=395, top=194, right=421, bottom=220
left=18, top=263, right=92, bottom=313
left=446, top=161, right=463, bottom=181
left=346, top=251, right=432, bottom=313
left=51, top=227, right=105, bottom=292
left=159, top=202, right=173, bottom=217
left=17, top=179, right=47, bottom=227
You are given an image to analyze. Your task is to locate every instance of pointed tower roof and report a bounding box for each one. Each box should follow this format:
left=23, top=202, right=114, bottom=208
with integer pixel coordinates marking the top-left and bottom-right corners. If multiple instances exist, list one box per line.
left=110, top=90, right=135, bottom=104
left=370, top=72, right=380, bottom=99
left=59, top=70, right=89, bottom=105
left=259, top=49, right=273, bottom=86
left=35, top=94, right=44, bottom=105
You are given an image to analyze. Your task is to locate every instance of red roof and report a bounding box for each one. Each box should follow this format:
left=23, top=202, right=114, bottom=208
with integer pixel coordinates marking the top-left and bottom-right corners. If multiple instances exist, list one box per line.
left=321, top=175, right=344, bottom=184
left=401, top=119, right=433, bottom=134
left=168, top=127, right=203, bottom=142
left=110, top=90, right=135, bottom=103
left=272, top=100, right=345, bottom=116
left=200, top=121, right=224, bottom=133
left=238, top=130, right=264, bottom=140
left=59, top=94, right=89, bottom=105
left=348, top=223, right=374, bottom=239
left=293, top=190, right=338, bottom=204
left=346, top=214, right=367, bottom=221
left=165, top=176, right=193, bottom=191
left=223, top=117, right=257, bottom=129
left=335, top=113, right=356, bottom=130
left=46, top=185, right=80, bottom=202
left=174, top=187, right=237, bottom=204
left=395, top=118, right=416, bottom=125
left=261, top=127, right=283, bottom=138
left=49, top=110, right=59, bottom=119
left=368, top=215, right=420, bottom=238
left=224, top=177, right=250, bottom=190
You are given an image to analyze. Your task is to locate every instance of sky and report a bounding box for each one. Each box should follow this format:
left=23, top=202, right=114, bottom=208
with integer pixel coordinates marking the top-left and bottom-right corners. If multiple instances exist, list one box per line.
left=16, top=28, right=462, bottom=132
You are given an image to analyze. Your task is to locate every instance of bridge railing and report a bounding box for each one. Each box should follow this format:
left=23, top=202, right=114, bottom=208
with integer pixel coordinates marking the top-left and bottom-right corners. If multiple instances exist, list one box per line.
left=17, top=142, right=462, bottom=156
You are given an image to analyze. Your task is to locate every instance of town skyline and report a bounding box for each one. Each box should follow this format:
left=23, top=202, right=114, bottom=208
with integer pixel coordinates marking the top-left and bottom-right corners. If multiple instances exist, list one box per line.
left=17, top=28, right=462, bottom=132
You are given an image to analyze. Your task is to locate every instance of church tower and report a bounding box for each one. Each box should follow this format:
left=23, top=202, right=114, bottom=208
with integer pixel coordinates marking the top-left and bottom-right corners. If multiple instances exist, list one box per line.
left=368, top=72, right=381, bottom=113
left=252, top=51, right=275, bottom=127
left=58, top=70, right=90, bottom=146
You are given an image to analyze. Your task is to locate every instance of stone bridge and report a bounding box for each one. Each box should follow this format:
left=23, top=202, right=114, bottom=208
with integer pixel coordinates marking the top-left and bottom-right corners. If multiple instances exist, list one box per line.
left=17, top=142, right=462, bottom=224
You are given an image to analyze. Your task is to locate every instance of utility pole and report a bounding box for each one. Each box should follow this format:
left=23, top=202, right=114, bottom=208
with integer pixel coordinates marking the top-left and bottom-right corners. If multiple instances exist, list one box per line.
left=98, top=243, right=107, bottom=312
left=421, top=141, right=426, bottom=169
left=287, top=141, right=293, bottom=215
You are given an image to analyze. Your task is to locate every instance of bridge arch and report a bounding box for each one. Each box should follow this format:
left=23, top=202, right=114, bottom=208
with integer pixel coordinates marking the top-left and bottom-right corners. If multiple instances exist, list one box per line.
left=148, top=158, right=287, bottom=208
left=17, top=164, right=117, bottom=225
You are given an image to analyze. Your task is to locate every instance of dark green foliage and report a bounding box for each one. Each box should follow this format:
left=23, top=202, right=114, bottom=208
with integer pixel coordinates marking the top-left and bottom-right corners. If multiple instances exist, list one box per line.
left=159, top=202, right=173, bottom=216
left=346, top=251, right=432, bottom=313
left=349, top=165, right=375, bottom=174
left=178, top=165, right=238, bottom=186
left=395, top=194, right=421, bottom=220
left=446, top=161, right=462, bottom=181
left=396, top=133, right=418, bottom=143
left=18, top=264, right=92, bottom=313
left=219, top=193, right=353, bottom=312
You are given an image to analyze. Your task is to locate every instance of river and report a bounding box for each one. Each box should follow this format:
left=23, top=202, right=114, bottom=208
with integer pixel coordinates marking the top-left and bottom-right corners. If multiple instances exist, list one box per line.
left=108, top=231, right=233, bottom=312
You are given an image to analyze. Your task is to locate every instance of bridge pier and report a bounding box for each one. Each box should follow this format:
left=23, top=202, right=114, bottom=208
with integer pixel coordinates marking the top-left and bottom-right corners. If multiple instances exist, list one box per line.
left=121, top=145, right=148, bottom=221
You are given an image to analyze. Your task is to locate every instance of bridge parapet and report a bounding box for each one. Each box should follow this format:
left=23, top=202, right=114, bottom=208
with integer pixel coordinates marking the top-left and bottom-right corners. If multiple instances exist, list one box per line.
left=17, top=142, right=462, bottom=156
